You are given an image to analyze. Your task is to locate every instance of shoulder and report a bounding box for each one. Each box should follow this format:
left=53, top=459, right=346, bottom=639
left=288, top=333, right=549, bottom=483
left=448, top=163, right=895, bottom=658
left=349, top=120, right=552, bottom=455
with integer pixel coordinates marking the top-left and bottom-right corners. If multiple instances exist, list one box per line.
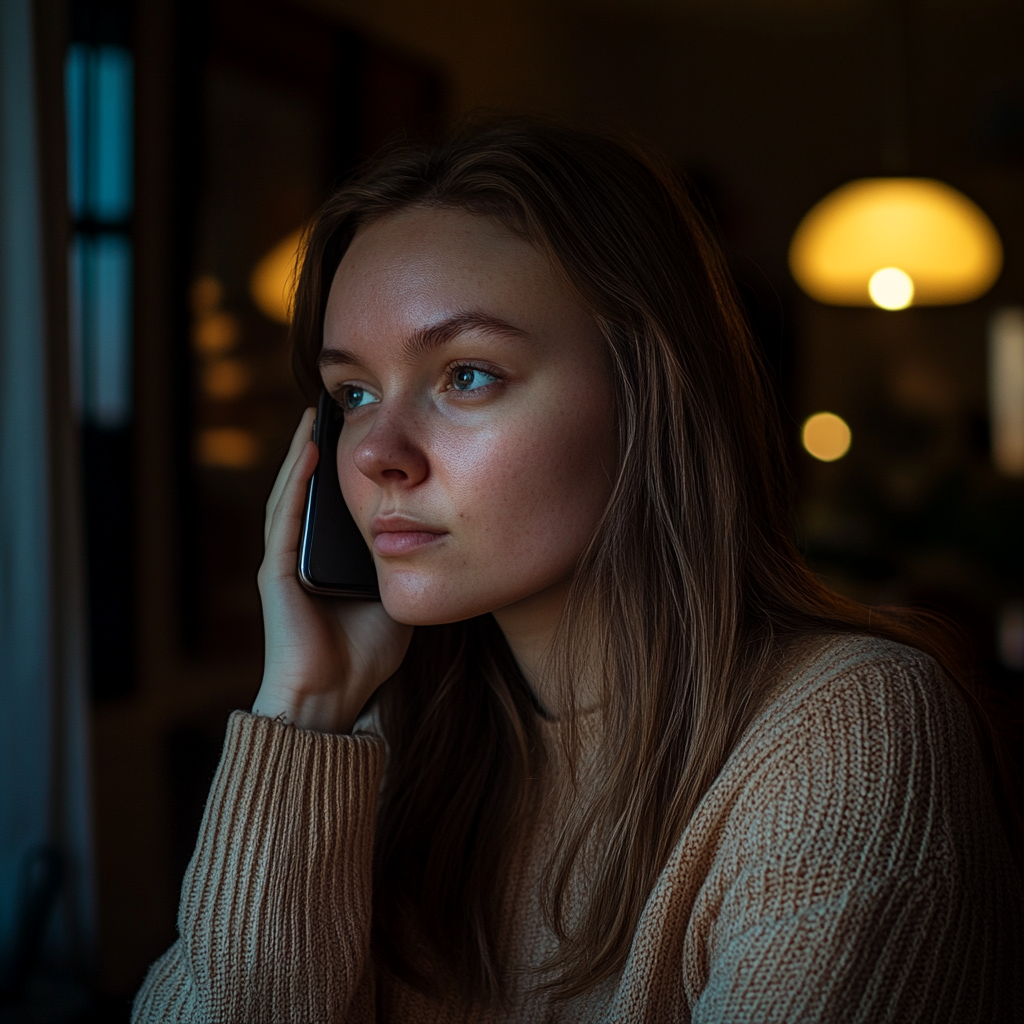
left=687, top=632, right=1009, bottom=891
left=634, top=633, right=1024, bottom=1022
left=764, top=631, right=953, bottom=715
left=738, top=632, right=972, bottom=776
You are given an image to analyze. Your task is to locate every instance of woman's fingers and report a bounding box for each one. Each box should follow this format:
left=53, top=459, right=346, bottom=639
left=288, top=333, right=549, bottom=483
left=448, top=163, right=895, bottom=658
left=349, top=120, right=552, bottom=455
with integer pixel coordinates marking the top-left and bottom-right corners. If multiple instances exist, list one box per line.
left=264, top=438, right=319, bottom=573
left=265, top=408, right=316, bottom=548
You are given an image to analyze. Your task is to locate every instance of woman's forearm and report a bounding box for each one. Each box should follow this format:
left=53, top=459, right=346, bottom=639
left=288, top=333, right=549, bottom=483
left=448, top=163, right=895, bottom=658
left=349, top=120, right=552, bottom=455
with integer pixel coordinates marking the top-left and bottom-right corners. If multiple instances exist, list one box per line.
left=132, top=711, right=385, bottom=1024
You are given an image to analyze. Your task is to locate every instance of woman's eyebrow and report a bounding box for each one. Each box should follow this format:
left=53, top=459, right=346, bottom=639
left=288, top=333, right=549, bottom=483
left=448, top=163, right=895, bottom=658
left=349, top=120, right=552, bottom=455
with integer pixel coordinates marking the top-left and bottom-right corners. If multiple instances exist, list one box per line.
left=318, top=348, right=363, bottom=371
left=318, top=310, right=530, bottom=374
left=403, top=311, right=530, bottom=359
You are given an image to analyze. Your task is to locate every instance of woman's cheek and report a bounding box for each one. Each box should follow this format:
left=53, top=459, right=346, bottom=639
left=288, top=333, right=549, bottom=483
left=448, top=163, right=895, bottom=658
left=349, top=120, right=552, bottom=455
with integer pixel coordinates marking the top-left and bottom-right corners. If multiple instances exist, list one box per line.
left=461, top=434, right=595, bottom=578
left=334, top=389, right=614, bottom=623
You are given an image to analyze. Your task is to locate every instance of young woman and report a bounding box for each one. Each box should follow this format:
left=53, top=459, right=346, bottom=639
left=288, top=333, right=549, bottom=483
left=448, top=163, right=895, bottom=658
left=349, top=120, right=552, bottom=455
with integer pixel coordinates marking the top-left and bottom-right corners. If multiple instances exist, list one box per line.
left=134, top=120, right=1023, bottom=1023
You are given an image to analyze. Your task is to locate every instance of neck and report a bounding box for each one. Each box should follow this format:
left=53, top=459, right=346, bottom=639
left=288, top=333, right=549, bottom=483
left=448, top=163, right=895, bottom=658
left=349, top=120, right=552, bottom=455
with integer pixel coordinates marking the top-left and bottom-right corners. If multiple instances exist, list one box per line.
left=493, top=579, right=600, bottom=717
left=492, top=579, right=567, bottom=714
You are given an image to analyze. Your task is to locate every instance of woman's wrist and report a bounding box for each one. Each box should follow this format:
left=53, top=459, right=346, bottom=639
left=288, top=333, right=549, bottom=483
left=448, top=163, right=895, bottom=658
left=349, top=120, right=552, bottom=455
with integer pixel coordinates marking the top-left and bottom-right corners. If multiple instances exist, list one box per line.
left=251, top=680, right=362, bottom=735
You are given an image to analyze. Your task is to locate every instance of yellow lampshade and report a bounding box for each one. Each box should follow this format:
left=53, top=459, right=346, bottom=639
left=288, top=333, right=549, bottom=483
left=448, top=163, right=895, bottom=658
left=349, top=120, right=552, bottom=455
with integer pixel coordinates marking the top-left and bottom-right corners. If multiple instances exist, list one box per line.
left=789, top=178, right=1002, bottom=307
left=250, top=228, right=304, bottom=324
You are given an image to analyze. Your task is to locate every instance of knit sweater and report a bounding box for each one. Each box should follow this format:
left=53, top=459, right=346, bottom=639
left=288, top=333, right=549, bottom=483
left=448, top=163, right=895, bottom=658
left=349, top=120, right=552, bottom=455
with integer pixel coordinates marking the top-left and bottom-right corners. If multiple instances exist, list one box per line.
left=133, top=635, right=1024, bottom=1023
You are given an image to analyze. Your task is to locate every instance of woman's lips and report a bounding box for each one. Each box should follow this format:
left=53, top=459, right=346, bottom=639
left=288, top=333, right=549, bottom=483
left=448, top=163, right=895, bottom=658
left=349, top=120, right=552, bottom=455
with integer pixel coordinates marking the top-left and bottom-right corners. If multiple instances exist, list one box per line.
left=371, top=516, right=447, bottom=556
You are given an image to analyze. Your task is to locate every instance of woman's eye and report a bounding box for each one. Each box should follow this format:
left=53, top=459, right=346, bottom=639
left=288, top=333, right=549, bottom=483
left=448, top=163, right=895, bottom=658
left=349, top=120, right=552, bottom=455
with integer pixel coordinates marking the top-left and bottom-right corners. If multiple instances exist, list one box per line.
left=340, top=385, right=378, bottom=412
left=451, top=366, right=497, bottom=392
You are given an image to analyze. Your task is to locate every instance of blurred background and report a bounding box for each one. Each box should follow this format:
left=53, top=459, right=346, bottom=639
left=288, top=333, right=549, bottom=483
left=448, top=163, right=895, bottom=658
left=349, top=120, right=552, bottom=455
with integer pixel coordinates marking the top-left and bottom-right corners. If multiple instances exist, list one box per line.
left=1, top=0, right=1021, bottom=1019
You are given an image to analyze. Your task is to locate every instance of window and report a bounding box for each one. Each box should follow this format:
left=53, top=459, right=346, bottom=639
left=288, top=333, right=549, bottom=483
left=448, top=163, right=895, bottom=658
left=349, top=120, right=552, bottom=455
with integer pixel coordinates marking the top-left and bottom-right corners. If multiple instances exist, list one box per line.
left=66, top=0, right=135, bottom=700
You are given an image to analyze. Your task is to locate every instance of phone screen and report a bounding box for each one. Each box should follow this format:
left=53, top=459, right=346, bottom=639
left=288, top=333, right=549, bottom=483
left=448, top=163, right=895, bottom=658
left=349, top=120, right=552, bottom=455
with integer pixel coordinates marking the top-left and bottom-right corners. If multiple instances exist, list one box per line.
left=297, top=390, right=380, bottom=598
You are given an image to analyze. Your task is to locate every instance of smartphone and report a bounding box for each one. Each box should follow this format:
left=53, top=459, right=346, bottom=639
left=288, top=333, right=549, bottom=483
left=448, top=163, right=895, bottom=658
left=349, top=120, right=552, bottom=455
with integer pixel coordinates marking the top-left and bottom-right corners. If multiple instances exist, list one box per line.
left=297, top=390, right=380, bottom=598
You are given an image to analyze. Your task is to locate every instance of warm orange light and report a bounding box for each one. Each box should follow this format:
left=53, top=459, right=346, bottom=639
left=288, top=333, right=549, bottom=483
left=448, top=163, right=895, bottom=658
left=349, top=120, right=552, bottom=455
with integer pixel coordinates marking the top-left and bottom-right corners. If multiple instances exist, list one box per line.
left=790, top=178, right=1002, bottom=306
left=197, top=427, right=260, bottom=469
left=192, top=311, right=240, bottom=355
left=202, top=358, right=252, bottom=401
left=250, top=228, right=303, bottom=324
left=802, top=412, right=852, bottom=462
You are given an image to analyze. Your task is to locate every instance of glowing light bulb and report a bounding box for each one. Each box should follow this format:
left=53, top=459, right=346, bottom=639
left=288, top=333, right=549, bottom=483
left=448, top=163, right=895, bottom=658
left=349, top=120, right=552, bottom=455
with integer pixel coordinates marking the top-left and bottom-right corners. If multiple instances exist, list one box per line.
left=802, top=412, right=852, bottom=462
left=868, top=267, right=915, bottom=310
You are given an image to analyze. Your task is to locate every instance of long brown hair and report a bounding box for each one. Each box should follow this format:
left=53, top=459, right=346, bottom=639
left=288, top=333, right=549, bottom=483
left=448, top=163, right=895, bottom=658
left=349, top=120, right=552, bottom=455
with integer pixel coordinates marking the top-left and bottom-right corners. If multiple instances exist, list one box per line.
left=289, top=118, right=1020, bottom=1008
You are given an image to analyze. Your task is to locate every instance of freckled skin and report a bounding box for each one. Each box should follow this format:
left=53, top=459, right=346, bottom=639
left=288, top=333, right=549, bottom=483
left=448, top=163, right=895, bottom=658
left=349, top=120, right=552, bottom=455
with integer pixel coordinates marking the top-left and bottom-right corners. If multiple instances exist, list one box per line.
left=321, top=208, right=618, bottom=636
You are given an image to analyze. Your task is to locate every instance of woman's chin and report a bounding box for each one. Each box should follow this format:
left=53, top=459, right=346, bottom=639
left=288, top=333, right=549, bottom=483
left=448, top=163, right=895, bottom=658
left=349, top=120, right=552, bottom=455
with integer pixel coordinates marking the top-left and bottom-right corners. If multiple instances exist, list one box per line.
left=378, top=576, right=490, bottom=628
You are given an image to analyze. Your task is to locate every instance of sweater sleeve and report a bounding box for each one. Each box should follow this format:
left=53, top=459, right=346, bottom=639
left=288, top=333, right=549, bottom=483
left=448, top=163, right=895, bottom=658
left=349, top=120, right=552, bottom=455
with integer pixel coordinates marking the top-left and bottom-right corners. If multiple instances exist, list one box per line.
left=677, top=642, right=1024, bottom=1024
left=132, top=710, right=386, bottom=1024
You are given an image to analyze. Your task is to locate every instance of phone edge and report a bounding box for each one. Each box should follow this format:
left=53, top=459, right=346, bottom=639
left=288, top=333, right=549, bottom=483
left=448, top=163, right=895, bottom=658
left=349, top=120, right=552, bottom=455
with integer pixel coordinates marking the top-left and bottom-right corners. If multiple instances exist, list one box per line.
left=295, top=397, right=381, bottom=600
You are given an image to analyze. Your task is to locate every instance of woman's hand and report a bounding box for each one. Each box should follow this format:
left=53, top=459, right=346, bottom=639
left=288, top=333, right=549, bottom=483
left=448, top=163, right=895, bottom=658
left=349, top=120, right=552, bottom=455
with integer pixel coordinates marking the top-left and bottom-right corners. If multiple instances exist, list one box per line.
left=252, top=408, right=413, bottom=733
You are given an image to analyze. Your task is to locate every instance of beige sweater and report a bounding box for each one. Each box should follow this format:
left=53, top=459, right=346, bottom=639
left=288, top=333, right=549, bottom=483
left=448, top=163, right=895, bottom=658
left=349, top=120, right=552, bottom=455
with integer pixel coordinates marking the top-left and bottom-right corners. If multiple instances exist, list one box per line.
left=133, top=636, right=1023, bottom=1023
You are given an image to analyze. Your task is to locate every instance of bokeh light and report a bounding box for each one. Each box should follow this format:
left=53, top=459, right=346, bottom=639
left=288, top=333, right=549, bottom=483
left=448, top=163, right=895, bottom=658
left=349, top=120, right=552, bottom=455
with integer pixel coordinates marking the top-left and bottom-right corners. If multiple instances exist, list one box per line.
left=989, top=307, right=1024, bottom=477
left=202, top=358, right=252, bottom=400
left=197, top=427, right=260, bottom=468
left=802, top=412, right=852, bottom=462
left=192, top=311, right=240, bottom=355
left=250, top=228, right=303, bottom=324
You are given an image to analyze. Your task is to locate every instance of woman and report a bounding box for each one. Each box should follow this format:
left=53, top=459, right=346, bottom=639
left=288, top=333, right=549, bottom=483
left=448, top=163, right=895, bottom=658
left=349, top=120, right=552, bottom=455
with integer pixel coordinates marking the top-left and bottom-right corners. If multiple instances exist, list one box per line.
left=134, top=120, right=1023, bottom=1023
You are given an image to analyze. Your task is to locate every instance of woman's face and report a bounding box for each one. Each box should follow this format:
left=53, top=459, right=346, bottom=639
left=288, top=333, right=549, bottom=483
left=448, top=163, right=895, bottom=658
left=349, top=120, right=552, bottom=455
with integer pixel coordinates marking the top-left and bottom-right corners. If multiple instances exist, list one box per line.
left=320, top=206, right=618, bottom=627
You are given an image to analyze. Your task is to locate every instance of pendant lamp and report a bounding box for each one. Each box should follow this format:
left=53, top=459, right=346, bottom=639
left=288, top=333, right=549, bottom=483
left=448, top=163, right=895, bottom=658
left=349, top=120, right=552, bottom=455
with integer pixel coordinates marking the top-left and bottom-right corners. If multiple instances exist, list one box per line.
left=789, top=177, right=1003, bottom=309
left=789, top=2, right=1003, bottom=311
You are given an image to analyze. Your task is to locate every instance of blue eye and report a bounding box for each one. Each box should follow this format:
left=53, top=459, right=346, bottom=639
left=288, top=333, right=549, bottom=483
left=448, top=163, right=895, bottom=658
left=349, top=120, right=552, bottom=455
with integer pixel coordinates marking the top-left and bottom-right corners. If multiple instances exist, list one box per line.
left=341, top=386, right=377, bottom=411
left=452, top=366, right=497, bottom=391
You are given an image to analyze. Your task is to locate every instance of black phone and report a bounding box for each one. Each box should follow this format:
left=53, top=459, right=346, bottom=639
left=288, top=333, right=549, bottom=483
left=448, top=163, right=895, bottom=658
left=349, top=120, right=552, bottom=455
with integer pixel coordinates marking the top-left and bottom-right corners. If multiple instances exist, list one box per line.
left=297, top=390, right=380, bottom=598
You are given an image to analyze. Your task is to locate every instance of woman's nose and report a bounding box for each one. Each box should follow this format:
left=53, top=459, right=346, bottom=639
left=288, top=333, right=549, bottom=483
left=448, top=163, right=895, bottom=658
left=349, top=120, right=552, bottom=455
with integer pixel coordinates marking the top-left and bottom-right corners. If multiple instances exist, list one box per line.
left=351, top=407, right=429, bottom=487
